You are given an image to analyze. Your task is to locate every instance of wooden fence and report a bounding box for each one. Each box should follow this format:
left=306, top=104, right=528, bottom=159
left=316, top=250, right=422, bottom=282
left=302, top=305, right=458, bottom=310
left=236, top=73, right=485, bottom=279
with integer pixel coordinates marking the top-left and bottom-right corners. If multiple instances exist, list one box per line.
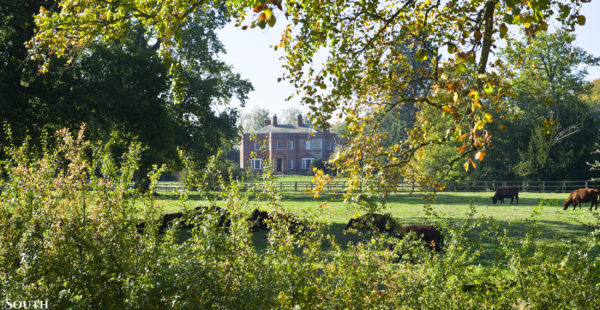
left=154, top=180, right=600, bottom=194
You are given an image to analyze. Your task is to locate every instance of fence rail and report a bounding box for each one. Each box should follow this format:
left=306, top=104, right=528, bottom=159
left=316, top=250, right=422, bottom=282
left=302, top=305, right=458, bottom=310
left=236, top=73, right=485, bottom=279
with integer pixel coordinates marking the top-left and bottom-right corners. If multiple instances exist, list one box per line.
left=154, top=180, right=600, bottom=194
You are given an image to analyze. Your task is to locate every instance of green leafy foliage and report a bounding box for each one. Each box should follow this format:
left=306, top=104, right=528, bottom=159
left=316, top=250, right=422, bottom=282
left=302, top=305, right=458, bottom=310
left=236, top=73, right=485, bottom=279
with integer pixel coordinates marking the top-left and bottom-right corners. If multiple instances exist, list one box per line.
left=0, top=0, right=251, bottom=188
left=582, top=79, right=600, bottom=107
left=3, top=131, right=600, bottom=308
left=21, top=0, right=595, bottom=204
left=310, top=158, right=332, bottom=175
left=196, top=150, right=244, bottom=189
left=482, top=31, right=600, bottom=181
left=279, top=107, right=309, bottom=126
left=240, top=107, right=270, bottom=133
left=6, top=1, right=600, bottom=305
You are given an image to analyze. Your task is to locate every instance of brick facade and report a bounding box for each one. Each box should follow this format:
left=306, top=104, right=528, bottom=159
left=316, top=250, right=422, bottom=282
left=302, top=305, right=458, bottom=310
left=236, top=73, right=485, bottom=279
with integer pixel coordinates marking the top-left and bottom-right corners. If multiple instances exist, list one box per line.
left=240, top=115, right=339, bottom=174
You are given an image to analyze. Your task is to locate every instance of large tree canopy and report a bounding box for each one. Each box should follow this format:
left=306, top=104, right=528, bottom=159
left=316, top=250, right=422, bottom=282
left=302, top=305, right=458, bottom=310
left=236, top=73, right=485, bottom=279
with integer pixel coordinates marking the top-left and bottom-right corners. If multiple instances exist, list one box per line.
left=582, top=78, right=600, bottom=107
left=1, top=0, right=252, bottom=186
left=485, top=31, right=600, bottom=181
left=239, top=107, right=270, bottom=133
left=411, top=31, right=600, bottom=182
left=28, top=0, right=591, bottom=194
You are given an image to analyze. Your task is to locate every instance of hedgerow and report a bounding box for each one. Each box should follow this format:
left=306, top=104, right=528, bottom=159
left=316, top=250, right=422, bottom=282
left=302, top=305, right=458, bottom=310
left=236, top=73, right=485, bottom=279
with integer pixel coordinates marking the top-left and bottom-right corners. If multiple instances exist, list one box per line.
left=2, top=128, right=600, bottom=309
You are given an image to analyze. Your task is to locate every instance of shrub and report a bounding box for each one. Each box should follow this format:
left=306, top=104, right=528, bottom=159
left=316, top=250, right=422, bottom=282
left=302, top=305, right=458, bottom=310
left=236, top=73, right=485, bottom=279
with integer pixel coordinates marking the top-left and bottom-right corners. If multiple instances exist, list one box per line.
left=2, top=128, right=600, bottom=308
left=310, top=158, right=333, bottom=175
left=186, top=150, right=243, bottom=189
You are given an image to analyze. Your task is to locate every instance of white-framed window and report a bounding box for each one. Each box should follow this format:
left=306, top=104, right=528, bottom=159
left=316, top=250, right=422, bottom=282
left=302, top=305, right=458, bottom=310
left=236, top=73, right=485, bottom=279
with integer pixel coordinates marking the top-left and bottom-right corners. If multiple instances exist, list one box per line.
left=305, top=140, right=311, bottom=150
left=327, top=140, right=334, bottom=150
left=302, top=158, right=314, bottom=169
left=287, top=140, right=294, bottom=150
left=288, top=159, right=294, bottom=170
left=276, top=140, right=282, bottom=150
left=254, top=141, right=260, bottom=150
left=251, top=158, right=263, bottom=170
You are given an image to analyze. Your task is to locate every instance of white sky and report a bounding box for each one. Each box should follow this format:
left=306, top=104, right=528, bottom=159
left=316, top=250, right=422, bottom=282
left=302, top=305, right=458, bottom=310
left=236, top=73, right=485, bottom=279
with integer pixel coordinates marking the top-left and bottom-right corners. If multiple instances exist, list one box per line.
left=216, top=1, right=600, bottom=117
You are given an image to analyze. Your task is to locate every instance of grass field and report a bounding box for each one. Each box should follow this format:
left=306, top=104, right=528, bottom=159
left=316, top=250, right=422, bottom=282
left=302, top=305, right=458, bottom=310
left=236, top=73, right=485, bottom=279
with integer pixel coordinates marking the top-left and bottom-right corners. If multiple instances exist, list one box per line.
left=155, top=190, right=598, bottom=263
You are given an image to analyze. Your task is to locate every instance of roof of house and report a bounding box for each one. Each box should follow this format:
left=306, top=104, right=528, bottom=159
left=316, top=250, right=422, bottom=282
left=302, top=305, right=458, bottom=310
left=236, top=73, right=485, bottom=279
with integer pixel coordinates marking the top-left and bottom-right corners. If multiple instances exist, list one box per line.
left=254, top=124, right=318, bottom=134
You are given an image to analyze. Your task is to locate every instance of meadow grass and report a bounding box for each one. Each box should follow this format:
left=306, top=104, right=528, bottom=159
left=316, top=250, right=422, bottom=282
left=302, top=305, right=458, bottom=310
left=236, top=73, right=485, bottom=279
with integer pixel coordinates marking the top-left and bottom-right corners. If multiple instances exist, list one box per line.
left=156, top=190, right=597, bottom=261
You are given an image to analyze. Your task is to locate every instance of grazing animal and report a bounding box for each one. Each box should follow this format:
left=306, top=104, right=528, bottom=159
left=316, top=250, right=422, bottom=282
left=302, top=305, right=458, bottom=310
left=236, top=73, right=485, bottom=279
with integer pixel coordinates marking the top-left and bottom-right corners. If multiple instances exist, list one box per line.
left=193, top=206, right=231, bottom=228
left=345, top=213, right=397, bottom=233
left=394, top=225, right=444, bottom=253
left=158, top=212, right=184, bottom=233
left=247, top=209, right=303, bottom=233
left=248, top=209, right=270, bottom=232
left=491, top=186, right=519, bottom=204
left=563, top=188, right=599, bottom=210
left=135, top=212, right=184, bottom=234
left=136, top=206, right=230, bottom=234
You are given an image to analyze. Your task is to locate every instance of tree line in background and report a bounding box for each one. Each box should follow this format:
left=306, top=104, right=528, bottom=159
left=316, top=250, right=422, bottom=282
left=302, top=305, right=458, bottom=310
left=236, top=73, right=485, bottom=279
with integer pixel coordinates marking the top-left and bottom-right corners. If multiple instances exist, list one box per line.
left=239, top=107, right=311, bottom=133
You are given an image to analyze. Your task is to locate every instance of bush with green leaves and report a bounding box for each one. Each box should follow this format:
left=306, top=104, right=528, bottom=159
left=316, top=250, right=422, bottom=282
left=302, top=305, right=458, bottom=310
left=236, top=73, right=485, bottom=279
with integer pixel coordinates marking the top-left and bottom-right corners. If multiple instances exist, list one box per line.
left=190, top=151, right=244, bottom=190
left=2, top=128, right=600, bottom=308
left=310, top=158, right=333, bottom=175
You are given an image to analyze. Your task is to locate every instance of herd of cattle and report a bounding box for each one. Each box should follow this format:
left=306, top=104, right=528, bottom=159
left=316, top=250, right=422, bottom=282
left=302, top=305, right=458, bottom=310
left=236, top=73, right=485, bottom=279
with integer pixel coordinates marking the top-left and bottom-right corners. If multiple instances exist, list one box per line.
left=343, top=185, right=600, bottom=257
left=137, top=206, right=304, bottom=234
left=492, top=185, right=599, bottom=210
left=140, top=185, right=596, bottom=259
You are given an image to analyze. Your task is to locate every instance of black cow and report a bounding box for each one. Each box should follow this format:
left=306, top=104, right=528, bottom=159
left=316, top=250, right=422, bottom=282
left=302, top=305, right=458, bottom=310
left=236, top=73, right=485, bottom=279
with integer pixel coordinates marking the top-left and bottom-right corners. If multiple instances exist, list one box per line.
left=193, top=206, right=231, bottom=228
left=345, top=213, right=397, bottom=233
left=135, top=212, right=183, bottom=234
left=136, top=206, right=230, bottom=234
left=247, top=208, right=303, bottom=233
left=248, top=209, right=270, bottom=232
left=394, top=225, right=444, bottom=253
left=491, top=186, right=519, bottom=204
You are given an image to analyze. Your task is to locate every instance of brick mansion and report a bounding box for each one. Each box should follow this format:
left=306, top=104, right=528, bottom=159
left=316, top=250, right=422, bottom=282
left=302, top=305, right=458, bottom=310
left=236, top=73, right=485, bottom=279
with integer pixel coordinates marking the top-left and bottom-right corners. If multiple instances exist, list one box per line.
left=240, top=114, right=339, bottom=174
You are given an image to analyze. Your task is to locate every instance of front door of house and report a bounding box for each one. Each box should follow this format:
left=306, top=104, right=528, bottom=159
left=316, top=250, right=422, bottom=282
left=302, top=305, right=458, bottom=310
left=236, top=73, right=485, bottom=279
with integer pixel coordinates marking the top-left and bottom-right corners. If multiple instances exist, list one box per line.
left=276, top=158, right=283, bottom=172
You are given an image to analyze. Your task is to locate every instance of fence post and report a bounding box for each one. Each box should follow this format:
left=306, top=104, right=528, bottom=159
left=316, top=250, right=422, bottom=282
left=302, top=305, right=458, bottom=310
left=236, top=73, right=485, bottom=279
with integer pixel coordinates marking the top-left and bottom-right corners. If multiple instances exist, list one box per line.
left=585, top=181, right=588, bottom=188
left=484, top=181, right=488, bottom=192
left=522, top=181, right=526, bottom=192
left=562, top=181, right=566, bottom=193
left=542, top=181, right=545, bottom=193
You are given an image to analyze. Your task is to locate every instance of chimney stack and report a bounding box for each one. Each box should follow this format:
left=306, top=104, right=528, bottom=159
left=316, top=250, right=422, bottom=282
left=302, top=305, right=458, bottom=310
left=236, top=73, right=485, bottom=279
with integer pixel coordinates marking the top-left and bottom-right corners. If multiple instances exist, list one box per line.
left=297, top=114, right=303, bottom=126
left=264, top=119, right=271, bottom=126
left=273, top=114, right=278, bottom=126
